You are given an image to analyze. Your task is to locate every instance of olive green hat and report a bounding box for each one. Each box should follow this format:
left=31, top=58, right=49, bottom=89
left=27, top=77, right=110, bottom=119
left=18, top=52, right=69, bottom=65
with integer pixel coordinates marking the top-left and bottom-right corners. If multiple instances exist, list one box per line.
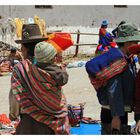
left=115, top=23, right=140, bottom=43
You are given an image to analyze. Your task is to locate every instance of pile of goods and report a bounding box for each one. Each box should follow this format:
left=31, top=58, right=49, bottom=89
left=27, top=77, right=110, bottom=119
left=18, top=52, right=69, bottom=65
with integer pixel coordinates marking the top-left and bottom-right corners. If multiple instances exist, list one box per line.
left=0, top=41, right=14, bottom=76
left=0, top=61, right=12, bottom=76
left=0, top=114, right=19, bottom=135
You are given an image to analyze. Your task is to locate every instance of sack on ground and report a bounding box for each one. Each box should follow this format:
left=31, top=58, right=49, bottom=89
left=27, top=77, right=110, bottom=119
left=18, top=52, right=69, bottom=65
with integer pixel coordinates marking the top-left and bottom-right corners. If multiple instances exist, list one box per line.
left=68, top=103, right=85, bottom=127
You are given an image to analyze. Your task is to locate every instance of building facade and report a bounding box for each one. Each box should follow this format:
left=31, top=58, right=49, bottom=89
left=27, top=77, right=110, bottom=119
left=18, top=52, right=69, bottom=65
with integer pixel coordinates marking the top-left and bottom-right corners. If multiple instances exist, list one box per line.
left=0, top=5, right=140, bottom=27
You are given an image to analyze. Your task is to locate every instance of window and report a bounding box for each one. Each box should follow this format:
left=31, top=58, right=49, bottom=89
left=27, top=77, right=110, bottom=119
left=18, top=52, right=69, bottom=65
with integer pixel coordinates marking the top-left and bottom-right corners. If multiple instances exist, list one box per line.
left=35, top=5, right=53, bottom=9
left=114, top=5, right=127, bottom=8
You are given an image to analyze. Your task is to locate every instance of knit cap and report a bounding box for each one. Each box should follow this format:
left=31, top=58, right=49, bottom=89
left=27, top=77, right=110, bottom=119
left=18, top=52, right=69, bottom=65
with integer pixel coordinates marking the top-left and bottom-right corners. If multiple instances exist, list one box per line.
left=34, top=41, right=57, bottom=63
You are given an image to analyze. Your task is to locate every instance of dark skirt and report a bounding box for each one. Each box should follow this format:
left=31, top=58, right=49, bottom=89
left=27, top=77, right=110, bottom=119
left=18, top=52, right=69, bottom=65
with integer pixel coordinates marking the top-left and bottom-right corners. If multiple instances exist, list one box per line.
left=16, top=114, right=55, bottom=135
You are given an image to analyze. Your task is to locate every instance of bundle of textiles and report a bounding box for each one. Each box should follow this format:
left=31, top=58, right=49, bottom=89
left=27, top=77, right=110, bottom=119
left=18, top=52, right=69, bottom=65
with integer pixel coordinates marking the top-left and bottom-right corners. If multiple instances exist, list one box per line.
left=95, top=42, right=118, bottom=56
left=85, top=48, right=128, bottom=90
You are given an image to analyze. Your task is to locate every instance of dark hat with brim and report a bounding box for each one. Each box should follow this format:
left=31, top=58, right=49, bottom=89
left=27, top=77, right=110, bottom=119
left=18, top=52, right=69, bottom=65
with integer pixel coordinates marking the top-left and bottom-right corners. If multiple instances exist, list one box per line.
left=15, top=37, right=48, bottom=44
left=15, top=24, right=48, bottom=44
left=115, top=23, right=140, bottom=43
left=128, top=44, right=140, bottom=54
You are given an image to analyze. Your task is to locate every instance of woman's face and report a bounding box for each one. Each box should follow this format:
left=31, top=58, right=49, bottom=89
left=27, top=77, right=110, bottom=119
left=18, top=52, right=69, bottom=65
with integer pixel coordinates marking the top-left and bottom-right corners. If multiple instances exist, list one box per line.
left=21, top=44, right=28, bottom=59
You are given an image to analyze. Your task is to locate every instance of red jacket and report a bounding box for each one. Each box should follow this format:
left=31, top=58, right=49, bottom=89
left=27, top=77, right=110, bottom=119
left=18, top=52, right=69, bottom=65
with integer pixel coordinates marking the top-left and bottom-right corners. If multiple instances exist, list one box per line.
left=99, top=28, right=106, bottom=36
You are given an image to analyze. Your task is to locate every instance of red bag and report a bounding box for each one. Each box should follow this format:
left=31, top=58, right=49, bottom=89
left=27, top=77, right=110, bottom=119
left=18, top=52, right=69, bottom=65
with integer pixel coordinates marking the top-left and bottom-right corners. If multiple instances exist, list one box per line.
left=47, top=32, right=74, bottom=52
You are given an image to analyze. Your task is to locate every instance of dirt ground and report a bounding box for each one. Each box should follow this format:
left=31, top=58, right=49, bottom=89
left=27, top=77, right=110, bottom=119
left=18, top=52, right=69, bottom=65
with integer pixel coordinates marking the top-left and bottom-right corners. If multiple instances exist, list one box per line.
left=63, top=67, right=100, bottom=119
left=0, top=67, right=100, bottom=119
left=0, top=67, right=134, bottom=122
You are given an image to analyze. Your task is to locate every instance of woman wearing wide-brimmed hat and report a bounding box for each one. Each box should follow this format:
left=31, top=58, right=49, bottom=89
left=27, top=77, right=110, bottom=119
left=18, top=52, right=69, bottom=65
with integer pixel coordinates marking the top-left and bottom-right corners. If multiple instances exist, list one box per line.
left=88, top=23, right=140, bottom=135
left=9, top=24, right=70, bottom=135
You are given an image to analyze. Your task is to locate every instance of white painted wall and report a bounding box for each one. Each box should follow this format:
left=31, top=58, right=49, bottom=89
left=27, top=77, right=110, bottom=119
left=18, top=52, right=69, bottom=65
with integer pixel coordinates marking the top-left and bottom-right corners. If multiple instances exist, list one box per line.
left=0, top=5, right=140, bottom=27
left=1, top=5, right=140, bottom=55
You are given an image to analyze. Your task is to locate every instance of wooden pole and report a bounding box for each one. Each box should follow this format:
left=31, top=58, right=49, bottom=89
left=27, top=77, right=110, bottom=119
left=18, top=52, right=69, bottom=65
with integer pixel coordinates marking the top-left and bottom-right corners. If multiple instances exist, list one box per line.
left=73, top=43, right=97, bottom=46
left=73, top=30, right=80, bottom=57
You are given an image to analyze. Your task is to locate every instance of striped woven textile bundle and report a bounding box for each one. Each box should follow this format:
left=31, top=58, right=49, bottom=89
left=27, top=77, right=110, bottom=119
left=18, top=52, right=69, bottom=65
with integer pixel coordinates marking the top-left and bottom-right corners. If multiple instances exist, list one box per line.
left=11, top=59, right=70, bottom=134
left=85, top=48, right=128, bottom=90
left=89, top=58, right=127, bottom=90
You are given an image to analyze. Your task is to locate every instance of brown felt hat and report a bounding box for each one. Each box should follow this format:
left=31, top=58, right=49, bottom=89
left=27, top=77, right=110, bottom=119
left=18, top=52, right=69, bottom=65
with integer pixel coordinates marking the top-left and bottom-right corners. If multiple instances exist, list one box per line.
left=15, top=24, right=48, bottom=44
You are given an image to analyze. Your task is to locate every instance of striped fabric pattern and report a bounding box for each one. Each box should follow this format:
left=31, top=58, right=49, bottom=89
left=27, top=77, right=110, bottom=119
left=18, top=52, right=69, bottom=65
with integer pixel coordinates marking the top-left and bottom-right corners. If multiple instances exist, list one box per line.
left=89, top=58, right=127, bottom=90
left=86, top=48, right=128, bottom=90
left=11, top=59, right=70, bottom=134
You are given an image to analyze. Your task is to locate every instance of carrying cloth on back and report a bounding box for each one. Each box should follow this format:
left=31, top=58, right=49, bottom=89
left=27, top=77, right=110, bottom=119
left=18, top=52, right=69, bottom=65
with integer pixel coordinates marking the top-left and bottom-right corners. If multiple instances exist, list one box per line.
left=11, top=59, right=70, bottom=134
left=85, top=48, right=128, bottom=90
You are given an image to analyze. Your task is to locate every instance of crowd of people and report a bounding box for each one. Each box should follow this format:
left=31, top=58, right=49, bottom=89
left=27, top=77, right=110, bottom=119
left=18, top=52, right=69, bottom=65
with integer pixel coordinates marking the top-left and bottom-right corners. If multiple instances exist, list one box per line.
left=1, top=19, right=140, bottom=135
left=86, top=20, right=140, bottom=135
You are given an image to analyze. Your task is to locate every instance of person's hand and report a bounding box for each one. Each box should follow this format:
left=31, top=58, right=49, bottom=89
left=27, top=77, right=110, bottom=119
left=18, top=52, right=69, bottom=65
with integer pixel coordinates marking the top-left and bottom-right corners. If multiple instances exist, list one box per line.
left=135, top=120, right=140, bottom=134
left=111, top=116, right=121, bottom=130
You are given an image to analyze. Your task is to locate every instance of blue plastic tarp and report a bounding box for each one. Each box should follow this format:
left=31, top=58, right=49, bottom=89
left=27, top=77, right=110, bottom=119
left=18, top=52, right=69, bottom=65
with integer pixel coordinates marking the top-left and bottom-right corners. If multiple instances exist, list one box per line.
left=70, top=123, right=101, bottom=135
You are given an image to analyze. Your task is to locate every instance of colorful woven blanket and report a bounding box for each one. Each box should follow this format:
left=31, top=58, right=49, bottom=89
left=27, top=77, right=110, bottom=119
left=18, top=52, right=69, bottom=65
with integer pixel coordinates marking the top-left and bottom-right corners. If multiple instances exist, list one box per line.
left=85, top=48, right=128, bottom=90
left=11, top=59, right=70, bottom=134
